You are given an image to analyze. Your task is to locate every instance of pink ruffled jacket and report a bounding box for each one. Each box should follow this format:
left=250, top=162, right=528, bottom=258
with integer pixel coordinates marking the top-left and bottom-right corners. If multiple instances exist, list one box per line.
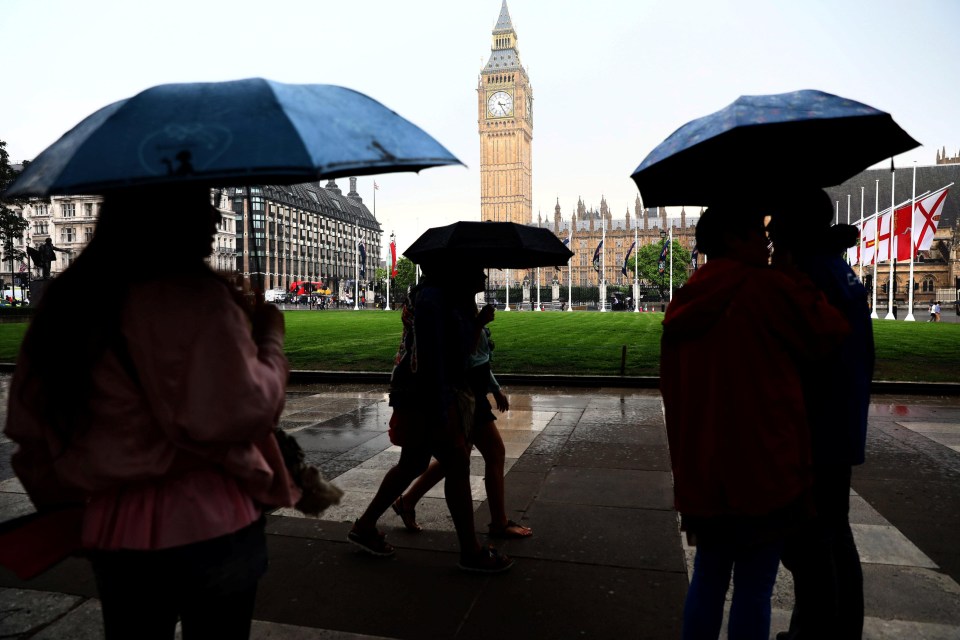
left=5, top=276, right=301, bottom=550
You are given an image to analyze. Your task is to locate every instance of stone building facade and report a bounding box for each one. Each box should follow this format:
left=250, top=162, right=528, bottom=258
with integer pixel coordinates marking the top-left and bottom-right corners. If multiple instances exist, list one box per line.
left=547, top=196, right=697, bottom=290
left=9, top=190, right=236, bottom=287
left=230, top=177, right=381, bottom=298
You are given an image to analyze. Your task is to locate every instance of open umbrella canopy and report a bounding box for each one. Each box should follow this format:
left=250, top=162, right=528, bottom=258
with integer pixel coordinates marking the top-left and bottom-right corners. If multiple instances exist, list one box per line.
left=4, top=78, right=462, bottom=198
left=404, top=221, right=574, bottom=269
left=631, top=89, right=920, bottom=208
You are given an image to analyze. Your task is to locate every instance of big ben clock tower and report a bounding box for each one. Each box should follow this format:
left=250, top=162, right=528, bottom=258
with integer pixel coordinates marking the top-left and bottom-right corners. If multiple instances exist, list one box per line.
left=479, top=0, right=532, bottom=225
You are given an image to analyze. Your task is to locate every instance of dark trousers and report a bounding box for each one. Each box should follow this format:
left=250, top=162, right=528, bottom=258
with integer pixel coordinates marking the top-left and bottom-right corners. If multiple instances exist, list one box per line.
left=90, top=518, right=267, bottom=640
left=781, top=465, right=863, bottom=639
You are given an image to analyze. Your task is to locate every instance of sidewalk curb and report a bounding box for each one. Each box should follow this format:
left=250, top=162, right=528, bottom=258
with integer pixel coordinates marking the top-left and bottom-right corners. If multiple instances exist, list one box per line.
left=2, top=364, right=956, bottom=395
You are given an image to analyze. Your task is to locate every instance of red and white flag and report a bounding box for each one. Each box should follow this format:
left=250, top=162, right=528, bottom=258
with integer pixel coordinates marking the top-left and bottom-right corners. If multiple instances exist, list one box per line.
left=389, top=239, right=397, bottom=277
left=892, top=201, right=915, bottom=262
left=912, top=186, right=950, bottom=253
left=876, top=210, right=893, bottom=262
left=859, top=218, right=877, bottom=266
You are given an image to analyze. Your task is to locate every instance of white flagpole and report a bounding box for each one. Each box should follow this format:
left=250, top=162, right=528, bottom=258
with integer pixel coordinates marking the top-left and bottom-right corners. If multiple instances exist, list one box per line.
left=905, top=162, right=917, bottom=321
left=354, top=221, right=360, bottom=311
left=385, top=231, right=393, bottom=311
left=599, top=219, right=607, bottom=312
left=858, top=187, right=864, bottom=282
left=567, top=229, right=573, bottom=312
left=668, top=224, right=674, bottom=302
left=846, top=194, right=852, bottom=265
left=871, top=180, right=879, bottom=319
left=504, top=268, right=510, bottom=311
left=835, top=200, right=840, bottom=225
left=884, top=160, right=896, bottom=320
left=633, top=218, right=639, bottom=312
left=536, top=216, right=541, bottom=311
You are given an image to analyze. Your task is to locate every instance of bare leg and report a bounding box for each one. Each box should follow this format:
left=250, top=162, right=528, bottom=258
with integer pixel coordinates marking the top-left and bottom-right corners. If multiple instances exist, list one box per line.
left=473, top=420, right=532, bottom=537
left=471, top=420, right=507, bottom=527
left=402, top=459, right=446, bottom=506
left=355, top=444, right=431, bottom=532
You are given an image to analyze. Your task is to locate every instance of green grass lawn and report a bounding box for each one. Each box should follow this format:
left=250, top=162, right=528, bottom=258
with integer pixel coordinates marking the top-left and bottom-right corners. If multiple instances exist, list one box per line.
left=0, top=310, right=957, bottom=382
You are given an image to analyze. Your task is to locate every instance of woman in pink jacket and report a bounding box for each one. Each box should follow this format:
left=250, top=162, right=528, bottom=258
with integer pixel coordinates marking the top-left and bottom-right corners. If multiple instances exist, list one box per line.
left=5, top=186, right=299, bottom=640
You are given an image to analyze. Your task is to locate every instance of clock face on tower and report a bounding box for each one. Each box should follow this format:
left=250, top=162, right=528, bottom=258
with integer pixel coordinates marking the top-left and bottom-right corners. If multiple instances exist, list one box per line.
left=487, top=91, right=513, bottom=118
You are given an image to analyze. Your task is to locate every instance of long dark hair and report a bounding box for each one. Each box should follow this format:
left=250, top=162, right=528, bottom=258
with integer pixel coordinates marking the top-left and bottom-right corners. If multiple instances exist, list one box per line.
left=17, top=186, right=227, bottom=444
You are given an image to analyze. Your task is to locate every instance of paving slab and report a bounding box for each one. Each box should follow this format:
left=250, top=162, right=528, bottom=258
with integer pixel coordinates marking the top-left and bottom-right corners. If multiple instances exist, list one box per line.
left=538, top=467, right=674, bottom=510
left=557, top=441, right=672, bottom=471
left=454, top=559, right=686, bottom=640
left=518, top=501, right=684, bottom=571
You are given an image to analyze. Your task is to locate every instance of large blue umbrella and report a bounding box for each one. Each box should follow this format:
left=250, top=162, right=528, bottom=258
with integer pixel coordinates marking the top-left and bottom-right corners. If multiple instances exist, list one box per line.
left=630, top=89, right=920, bottom=208
left=4, top=78, right=462, bottom=197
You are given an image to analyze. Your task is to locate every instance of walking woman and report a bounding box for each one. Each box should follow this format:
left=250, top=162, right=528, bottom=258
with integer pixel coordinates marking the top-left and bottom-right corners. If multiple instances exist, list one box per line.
left=5, top=186, right=300, bottom=640
left=392, top=299, right=532, bottom=539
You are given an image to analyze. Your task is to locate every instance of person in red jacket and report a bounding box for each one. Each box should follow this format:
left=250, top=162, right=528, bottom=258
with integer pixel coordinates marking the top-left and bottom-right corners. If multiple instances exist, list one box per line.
left=661, top=204, right=848, bottom=640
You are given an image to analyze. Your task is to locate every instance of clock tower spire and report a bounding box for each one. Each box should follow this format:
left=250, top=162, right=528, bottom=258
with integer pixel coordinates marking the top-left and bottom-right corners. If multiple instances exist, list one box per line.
left=478, top=0, right=533, bottom=225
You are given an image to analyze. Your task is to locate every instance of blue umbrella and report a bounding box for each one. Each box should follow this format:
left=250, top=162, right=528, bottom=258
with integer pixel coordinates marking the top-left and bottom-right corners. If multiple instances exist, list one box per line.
left=4, top=78, right=462, bottom=197
left=630, top=89, right=919, bottom=207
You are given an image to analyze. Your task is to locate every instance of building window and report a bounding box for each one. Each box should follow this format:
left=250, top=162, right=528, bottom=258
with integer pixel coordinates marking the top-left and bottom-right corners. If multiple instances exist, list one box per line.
left=35, top=204, right=48, bottom=216
left=85, top=227, right=94, bottom=242
left=61, top=227, right=76, bottom=243
left=922, top=276, right=935, bottom=293
left=62, top=203, right=75, bottom=218
left=34, top=222, right=48, bottom=235
left=84, top=203, right=94, bottom=217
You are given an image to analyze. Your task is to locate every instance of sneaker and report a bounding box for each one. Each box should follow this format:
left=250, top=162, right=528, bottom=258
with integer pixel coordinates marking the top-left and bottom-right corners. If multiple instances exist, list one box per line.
left=348, top=524, right=395, bottom=557
left=458, top=546, right=514, bottom=574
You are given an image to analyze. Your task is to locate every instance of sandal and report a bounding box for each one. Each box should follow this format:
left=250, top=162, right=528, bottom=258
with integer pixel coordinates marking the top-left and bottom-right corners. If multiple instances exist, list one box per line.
left=488, top=519, right=533, bottom=539
left=458, top=546, right=514, bottom=574
left=348, top=523, right=395, bottom=557
left=391, top=495, right=422, bottom=532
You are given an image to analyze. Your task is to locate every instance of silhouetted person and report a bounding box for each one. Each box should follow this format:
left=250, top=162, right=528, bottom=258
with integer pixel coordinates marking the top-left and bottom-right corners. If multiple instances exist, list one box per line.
left=348, top=265, right=513, bottom=573
left=661, top=204, right=848, bottom=640
left=768, top=190, right=875, bottom=640
left=6, top=186, right=299, bottom=639
left=38, top=238, right=66, bottom=279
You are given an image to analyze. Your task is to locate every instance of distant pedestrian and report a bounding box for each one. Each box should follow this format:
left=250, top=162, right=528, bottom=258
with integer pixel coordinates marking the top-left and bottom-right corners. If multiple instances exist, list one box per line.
left=929, top=303, right=937, bottom=322
left=661, top=204, right=848, bottom=640
left=768, top=189, right=875, bottom=640
left=934, top=301, right=941, bottom=322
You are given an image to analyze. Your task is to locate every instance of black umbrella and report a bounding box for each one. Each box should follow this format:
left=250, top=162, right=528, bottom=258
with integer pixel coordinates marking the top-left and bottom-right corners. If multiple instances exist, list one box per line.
left=403, top=221, right=574, bottom=269
left=630, top=89, right=920, bottom=207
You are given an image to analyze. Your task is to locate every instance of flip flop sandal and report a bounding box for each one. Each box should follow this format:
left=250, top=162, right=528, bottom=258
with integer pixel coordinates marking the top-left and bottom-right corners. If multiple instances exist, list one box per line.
left=488, top=519, right=533, bottom=539
left=391, top=495, right=422, bottom=532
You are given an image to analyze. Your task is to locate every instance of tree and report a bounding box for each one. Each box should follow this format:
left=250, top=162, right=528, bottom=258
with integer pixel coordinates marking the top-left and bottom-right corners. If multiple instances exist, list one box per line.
left=0, top=141, right=29, bottom=300
left=628, top=238, right=692, bottom=300
left=393, top=256, right=417, bottom=301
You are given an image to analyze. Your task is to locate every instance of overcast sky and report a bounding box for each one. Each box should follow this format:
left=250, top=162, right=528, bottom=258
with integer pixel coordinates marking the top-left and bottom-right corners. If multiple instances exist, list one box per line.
left=2, top=0, right=957, bottom=254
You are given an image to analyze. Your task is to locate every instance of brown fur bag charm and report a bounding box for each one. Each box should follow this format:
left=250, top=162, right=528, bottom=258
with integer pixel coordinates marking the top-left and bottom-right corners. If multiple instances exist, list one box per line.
left=274, top=428, right=344, bottom=516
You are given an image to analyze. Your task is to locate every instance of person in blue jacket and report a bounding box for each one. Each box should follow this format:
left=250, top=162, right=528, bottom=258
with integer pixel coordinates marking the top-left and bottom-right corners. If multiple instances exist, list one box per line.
left=768, top=189, right=875, bottom=640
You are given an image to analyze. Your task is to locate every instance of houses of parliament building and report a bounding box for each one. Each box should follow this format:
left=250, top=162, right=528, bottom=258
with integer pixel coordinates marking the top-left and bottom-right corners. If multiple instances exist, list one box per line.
left=478, top=1, right=697, bottom=293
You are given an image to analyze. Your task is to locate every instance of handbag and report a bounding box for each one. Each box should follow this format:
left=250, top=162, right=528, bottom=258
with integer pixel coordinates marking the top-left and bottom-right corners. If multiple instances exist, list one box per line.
left=273, top=428, right=343, bottom=517
left=0, top=505, right=84, bottom=579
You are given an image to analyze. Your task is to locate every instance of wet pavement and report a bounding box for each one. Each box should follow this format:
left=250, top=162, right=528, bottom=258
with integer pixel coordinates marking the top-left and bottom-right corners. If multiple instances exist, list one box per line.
left=1, top=382, right=960, bottom=639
